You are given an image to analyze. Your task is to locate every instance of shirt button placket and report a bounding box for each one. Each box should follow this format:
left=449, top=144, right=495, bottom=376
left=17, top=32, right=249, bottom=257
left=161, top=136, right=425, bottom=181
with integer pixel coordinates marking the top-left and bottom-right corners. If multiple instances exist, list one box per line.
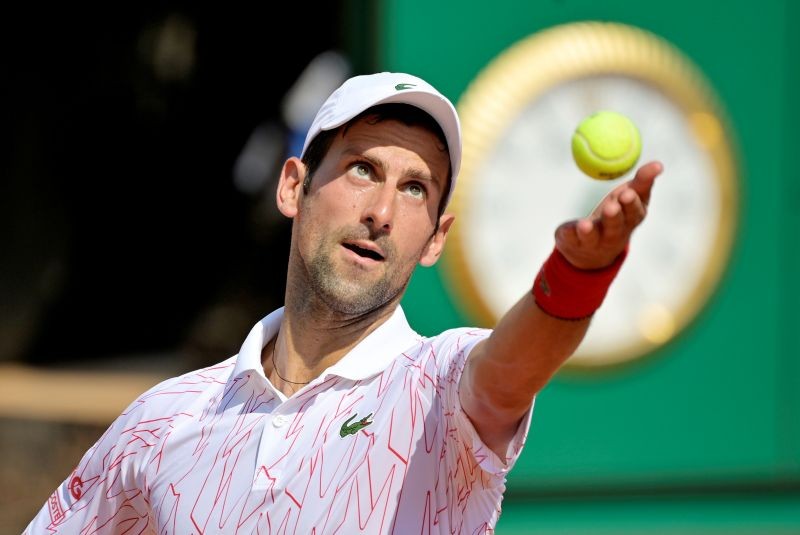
left=253, top=413, right=289, bottom=491
left=272, top=414, right=289, bottom=428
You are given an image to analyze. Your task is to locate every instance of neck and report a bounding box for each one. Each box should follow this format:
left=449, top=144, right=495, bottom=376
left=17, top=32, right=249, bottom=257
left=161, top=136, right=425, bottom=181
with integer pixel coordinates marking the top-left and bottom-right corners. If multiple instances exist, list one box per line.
left=263, top=256, right=401, bottom=394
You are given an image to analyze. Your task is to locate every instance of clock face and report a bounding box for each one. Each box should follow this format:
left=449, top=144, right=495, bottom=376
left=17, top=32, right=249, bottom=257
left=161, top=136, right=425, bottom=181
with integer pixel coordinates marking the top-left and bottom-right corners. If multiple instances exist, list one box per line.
left=443, top=22, right=738, bottom=367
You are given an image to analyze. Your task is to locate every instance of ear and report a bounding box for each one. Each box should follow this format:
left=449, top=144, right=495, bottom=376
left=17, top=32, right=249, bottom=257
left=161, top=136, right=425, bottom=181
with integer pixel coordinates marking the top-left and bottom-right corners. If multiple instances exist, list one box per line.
left=276, top=157, right=306, bottom=218
left=419, top=213, right=455, bottom=267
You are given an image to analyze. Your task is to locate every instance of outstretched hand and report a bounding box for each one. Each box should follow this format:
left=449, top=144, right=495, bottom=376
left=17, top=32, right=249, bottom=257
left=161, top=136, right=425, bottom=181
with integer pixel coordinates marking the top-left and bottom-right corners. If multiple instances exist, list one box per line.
left=555, top=161, right=663, bottom=270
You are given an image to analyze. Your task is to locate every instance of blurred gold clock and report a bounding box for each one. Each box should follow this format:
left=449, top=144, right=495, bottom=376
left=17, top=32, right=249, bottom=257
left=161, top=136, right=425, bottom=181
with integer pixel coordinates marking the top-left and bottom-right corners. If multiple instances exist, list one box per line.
left=444, top=21, right=739, bottom=368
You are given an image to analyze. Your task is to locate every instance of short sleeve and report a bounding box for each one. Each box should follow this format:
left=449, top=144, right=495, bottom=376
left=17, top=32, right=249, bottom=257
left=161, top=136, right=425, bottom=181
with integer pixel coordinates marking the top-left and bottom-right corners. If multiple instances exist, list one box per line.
left=431, top=327, right=534, bottom=478
left=22, top=373, right=194, bottom=535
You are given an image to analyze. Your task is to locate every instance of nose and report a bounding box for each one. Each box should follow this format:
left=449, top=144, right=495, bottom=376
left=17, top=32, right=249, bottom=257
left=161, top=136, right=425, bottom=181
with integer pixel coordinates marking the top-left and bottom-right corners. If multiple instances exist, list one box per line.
left=361, top=184, right=394, bottom=233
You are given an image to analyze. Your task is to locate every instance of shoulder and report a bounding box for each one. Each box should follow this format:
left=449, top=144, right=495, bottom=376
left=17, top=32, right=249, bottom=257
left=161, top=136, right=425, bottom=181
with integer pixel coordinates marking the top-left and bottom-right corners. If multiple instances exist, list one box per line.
left=117, top=355, right=238, bottom=423
left=396, top=327, right=491, bottom=379
left=424, top=326, right=492, bottom=356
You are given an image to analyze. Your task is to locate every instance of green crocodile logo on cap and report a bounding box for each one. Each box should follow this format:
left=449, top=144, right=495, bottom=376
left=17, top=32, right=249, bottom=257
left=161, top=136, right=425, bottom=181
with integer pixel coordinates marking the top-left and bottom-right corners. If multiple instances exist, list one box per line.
left=395, top=83, right=416, bottom=90
left=339, top=413, right=374, bottom=437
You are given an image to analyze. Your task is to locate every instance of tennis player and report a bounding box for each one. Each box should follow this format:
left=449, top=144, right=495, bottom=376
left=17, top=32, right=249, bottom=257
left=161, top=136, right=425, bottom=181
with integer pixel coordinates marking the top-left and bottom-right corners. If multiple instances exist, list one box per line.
left=26, top=71, right=661, bottom=534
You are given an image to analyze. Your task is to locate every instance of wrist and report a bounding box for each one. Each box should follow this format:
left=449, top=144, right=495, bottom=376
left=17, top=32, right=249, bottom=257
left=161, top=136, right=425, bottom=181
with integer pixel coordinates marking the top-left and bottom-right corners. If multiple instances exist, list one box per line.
left=532, top=246, right=628, bottom=320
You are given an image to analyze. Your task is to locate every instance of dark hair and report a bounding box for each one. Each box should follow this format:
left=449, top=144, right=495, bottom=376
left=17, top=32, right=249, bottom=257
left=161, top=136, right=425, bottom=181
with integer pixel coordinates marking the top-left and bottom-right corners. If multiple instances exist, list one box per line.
left=300, top=103, right=452, bottom=220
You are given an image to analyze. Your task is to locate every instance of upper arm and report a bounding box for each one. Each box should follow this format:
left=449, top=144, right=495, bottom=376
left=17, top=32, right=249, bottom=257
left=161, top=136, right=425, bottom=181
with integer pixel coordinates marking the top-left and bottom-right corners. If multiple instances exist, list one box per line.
left=23, top=376, right=189, bottom=534
left=458, top=292, right=591, bottom=458
left=25, top=414, right=154, bottom=534
left=458, top=338, right=533, bottom=458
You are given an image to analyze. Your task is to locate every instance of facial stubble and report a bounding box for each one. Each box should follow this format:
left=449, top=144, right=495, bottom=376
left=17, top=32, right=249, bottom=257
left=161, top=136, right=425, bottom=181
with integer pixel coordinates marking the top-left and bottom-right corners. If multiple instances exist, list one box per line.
left=305, top=227, right=420, bottom=316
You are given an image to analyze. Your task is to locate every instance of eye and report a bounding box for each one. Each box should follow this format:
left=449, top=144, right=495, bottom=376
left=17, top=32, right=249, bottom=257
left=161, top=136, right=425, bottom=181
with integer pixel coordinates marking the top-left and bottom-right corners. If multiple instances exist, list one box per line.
left=405, top=182, right=426, bottom=199
left=350, top=163, right=372, bottom=180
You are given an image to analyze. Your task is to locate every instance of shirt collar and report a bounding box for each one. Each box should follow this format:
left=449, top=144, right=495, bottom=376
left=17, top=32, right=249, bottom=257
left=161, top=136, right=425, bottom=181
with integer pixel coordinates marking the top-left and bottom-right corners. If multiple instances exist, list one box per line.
left=322, top=305, right=422, bottom=381
left=231, top=307, right=284, bottom=382
left=231, top=305, right=422, bottom=384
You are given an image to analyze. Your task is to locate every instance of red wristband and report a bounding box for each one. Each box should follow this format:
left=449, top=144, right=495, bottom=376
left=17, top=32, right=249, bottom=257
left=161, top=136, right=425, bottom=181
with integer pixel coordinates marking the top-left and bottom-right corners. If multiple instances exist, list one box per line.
left=532, top=246, right=628, bottom=320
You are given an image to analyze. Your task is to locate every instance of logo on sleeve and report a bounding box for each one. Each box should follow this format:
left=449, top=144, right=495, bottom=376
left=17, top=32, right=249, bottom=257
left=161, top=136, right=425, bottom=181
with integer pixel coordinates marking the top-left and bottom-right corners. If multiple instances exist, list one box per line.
left=339, top=413, right=373, bottom=437
left=47, top=492, right=65, bottom=525
left=69, top=475, right=84, bottom=500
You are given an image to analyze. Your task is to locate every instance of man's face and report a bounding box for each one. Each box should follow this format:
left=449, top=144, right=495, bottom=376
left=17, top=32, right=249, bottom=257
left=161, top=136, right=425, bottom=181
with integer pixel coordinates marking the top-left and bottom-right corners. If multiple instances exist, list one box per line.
left=290, top=117, right=452, bottom=316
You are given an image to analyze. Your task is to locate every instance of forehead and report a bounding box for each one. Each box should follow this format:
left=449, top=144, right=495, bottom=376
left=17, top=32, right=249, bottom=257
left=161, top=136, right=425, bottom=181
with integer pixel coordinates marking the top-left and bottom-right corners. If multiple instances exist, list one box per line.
left=333, top=118, right=451, bottom=181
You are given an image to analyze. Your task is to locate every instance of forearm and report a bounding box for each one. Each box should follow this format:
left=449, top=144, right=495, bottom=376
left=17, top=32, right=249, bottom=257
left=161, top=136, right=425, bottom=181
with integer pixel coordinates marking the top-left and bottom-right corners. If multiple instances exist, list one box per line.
left=461, top=292, right=590, bottom=429
left=461, top=243, right=627, bottom=427
left=460, top=245, right=627, bottom=458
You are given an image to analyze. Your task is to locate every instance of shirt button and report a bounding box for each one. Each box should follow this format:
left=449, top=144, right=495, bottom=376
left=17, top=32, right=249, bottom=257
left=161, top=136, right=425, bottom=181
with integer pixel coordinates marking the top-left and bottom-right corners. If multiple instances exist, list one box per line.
left=272, top=414, right=288, bottom=428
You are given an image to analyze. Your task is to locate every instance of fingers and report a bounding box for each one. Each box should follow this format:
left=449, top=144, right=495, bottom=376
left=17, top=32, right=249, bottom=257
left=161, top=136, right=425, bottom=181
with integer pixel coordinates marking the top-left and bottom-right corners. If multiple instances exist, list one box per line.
left=629, top=160, right=663, bottom=206
left=599, top=196, right=626, bottom=242
left=579, top=174, right=648, bottom=246
left=557, top=218, right=600, bottom=243
left=618, top=187, right=646, bottom=228
left=591, top=160, right=659, bottom=231
left=576, top=217, right=600, bottom=247
left=612, top=160, right=659, bottom=228
left=556, top=219, right=597, bottom=250
left=596, top=185, right=646, bottom=237
left=555, top=160, right=662, bottom=269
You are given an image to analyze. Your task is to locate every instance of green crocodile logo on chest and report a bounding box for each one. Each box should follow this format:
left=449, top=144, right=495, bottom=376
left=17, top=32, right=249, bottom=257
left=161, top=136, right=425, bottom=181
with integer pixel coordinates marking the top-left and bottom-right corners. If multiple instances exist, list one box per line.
left=339, top=413, right=374, bottom=437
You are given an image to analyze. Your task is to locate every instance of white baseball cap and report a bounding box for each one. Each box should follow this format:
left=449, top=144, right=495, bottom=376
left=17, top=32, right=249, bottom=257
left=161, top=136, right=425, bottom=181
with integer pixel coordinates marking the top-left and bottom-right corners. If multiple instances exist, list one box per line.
left=300, top=71, right=462, bottom=206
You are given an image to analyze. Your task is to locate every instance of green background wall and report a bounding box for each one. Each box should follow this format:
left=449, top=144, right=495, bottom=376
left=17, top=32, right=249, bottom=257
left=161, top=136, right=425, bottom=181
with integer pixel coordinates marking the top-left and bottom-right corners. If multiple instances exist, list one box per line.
left=361, top=0, right=799, bottom=532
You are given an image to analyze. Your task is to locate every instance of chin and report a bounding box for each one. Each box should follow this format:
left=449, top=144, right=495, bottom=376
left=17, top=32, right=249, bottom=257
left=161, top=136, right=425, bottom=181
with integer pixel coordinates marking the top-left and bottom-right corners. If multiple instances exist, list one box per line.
left=320, top=279, right=401, bottom=316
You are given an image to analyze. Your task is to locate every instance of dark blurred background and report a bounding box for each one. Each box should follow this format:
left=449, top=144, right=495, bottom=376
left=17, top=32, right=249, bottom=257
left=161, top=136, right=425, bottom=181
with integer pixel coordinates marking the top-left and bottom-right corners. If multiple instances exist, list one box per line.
left=3, top=3, right=360, bottom=371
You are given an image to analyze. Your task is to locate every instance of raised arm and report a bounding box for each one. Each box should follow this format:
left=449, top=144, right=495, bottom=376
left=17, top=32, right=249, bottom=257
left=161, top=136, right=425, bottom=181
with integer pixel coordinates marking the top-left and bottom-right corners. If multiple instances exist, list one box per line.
left=459, top=161, right=663, bottom=457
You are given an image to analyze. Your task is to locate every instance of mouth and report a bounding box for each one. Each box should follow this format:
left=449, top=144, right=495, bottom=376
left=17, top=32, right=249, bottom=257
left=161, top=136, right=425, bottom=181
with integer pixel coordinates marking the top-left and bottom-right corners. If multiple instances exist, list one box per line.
left=341, top=241, right=385, bottom=262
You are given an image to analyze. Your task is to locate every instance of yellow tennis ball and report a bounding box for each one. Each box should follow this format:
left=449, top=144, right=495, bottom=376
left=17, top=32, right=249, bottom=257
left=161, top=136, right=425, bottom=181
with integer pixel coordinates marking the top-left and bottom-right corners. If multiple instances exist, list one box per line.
left=571, top=110, right=642, bottom=180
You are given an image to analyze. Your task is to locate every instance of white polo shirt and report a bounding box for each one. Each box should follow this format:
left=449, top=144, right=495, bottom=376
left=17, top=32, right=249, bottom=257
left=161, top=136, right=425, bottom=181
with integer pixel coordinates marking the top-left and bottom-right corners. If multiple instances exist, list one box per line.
left=26, top=306, right=533, bottom=534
